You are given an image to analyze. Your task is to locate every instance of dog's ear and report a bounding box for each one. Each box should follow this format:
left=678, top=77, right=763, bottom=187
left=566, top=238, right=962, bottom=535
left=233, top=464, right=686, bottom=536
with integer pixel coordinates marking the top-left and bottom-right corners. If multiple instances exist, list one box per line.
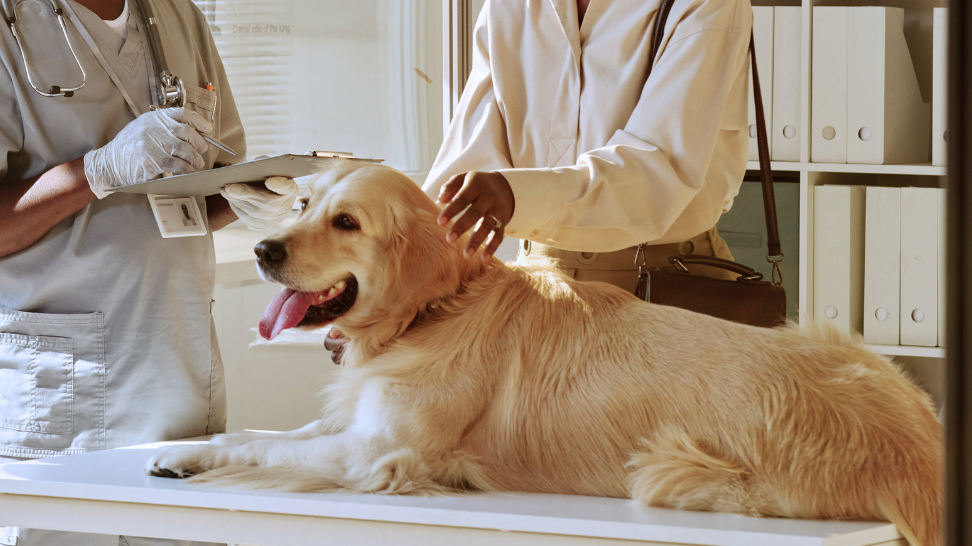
left=385, top=200, right=462, bottom=306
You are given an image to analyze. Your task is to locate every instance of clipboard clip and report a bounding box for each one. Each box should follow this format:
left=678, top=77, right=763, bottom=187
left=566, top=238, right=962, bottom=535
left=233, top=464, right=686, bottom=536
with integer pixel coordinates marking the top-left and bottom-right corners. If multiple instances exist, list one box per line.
left=306, top=150, right=355, bottom=158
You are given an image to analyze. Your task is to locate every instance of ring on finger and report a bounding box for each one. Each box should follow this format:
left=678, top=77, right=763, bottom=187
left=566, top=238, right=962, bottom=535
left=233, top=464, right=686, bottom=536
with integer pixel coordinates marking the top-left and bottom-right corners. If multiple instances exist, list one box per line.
left=486, top=214, right=503, bottom=230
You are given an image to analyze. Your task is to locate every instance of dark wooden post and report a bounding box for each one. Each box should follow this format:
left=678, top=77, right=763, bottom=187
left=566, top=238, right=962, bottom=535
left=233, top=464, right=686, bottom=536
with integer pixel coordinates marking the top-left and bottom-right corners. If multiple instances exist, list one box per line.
left=946, top=1, right=972, bottom=544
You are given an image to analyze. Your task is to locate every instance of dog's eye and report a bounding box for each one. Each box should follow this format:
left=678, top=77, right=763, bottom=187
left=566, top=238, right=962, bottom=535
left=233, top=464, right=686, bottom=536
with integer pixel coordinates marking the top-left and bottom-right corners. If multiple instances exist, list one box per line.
left=333, top=214, right=359, bottom=231
left=299, top=199, right=309, bottom=212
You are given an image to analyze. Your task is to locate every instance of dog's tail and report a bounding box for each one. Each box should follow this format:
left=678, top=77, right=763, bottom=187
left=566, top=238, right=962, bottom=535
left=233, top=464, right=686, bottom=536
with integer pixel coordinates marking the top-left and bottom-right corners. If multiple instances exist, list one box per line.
left=872, top=429, right=944, bottom=546
left=877, top=475, right=942, bottom=546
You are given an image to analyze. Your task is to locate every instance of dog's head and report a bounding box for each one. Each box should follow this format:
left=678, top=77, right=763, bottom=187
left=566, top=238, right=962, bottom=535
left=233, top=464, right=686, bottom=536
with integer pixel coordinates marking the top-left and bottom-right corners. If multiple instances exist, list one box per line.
left=255, top=161, right=476, bottom=343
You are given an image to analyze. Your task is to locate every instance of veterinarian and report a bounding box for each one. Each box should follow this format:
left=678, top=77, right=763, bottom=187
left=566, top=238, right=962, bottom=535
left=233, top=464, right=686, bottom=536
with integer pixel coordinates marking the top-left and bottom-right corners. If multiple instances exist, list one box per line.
left=0, top=0, right=296, bottom=544
left=425, top=0, right=751, bottom=288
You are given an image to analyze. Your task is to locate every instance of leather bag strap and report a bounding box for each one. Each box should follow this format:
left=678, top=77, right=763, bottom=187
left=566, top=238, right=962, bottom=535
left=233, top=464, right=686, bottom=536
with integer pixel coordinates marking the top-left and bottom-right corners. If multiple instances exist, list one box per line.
left=669, top=255, right=763, bottom=280
left=647, top=4, right=784, bottom=267
left=749, top=34, right=782, bottom=260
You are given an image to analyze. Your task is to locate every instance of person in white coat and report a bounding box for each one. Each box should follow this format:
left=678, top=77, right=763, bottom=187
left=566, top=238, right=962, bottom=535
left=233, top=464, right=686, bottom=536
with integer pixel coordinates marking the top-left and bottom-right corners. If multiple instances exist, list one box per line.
left=0, top=0, right=295, bottom=544
left=424, top=0, right=753, bottom=290
left=325, top=0, right=754, bottom=358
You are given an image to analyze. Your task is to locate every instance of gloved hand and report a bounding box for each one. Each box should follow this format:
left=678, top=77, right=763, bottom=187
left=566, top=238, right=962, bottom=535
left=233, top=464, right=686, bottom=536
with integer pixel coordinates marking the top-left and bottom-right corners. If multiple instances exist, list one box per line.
left=83, top=107, right=213, bottom=199
left=221, top=176, right=298, bottom=230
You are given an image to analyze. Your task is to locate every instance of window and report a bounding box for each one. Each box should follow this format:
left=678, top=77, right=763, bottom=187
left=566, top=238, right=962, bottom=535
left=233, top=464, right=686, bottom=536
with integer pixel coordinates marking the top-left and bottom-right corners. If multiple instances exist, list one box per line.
left=193, top=0, right=444, bottom=183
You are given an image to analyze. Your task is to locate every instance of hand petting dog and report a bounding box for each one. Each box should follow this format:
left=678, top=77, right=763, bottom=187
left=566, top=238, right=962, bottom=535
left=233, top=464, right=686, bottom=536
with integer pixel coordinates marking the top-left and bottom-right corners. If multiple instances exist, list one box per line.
left=436, top=171, right=514, bottom=261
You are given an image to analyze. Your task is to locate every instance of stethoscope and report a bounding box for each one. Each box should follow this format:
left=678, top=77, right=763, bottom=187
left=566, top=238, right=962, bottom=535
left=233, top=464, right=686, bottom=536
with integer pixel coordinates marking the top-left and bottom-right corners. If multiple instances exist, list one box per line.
left=3, top=0, right=183, bottom=106
left=3, top=0, right=236, bottom=154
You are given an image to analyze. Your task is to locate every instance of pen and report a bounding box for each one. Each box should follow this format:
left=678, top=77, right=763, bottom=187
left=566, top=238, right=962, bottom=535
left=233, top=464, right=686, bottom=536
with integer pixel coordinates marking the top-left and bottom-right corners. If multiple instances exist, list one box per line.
left=202, top=135, right=237, bottom=156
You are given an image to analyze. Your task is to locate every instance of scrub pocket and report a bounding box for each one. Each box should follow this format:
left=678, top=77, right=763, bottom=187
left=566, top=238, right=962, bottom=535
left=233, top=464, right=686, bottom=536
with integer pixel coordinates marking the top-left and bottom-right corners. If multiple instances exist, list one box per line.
left=0, top=333, right=73, bottom=434
left=0, top=310, right=105, bottom=459
left=184, top=85, right=217, bottom=124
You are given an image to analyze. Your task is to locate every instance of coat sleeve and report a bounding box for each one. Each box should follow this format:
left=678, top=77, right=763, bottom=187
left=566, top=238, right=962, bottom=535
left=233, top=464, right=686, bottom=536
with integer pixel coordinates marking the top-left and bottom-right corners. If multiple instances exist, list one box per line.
left=500, top=1, right=753, bottom=252
left=422, top=0, right=513, bottom=199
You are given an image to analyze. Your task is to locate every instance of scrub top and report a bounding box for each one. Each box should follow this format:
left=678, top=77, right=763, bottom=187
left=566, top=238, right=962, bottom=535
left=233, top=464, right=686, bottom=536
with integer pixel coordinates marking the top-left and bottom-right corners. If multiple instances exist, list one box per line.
left=423, top=0, right=753, bottom=252
left=0, top=0, right=245, bottom=461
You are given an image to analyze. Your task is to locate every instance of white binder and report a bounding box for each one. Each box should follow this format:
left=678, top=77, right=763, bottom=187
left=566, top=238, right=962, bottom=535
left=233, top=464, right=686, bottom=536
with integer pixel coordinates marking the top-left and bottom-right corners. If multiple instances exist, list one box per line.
left=814, top=185, right=865, bottom=335
left=811, top=7, right=848, bottom=164
left=900, top=188, right=939, bottom=347
left=772, top=7, right=801, bottom=162
left=749, top=7, right=774, bottom=161
left=846, top=7, right=931, bottom=165
left=933, top=8, right=948, bottom=167
left=863, top=187, right=900, bottom=345
left=938, top=189, right=947, bottom=347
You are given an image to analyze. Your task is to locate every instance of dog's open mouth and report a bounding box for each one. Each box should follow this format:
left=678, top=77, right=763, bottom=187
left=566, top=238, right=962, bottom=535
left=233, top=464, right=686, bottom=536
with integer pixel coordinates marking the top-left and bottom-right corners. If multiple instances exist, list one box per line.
left=259, top=276, right=358, bottom=340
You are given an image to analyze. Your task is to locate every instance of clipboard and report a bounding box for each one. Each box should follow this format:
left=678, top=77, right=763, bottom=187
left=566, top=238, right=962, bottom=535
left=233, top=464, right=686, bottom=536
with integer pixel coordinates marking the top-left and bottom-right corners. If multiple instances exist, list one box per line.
left=107, top=154, right=383, bottom=197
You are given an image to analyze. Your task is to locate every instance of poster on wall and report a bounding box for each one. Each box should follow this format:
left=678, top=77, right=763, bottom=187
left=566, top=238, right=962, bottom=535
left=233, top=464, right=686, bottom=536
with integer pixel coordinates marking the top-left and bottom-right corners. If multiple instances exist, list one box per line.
left=192, top=0, right=293, bottom=58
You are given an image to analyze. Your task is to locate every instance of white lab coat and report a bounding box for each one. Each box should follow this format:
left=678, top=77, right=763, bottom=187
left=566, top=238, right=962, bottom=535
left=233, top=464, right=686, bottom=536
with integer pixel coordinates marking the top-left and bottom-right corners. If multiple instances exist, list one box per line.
left=0, top=0, right=243, bottom=544
left=424, top=0, right=753, bottom=252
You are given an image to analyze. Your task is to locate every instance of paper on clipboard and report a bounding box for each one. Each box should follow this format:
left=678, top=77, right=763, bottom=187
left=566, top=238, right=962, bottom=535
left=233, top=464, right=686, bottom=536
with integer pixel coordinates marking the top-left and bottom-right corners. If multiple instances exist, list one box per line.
left=107, top=153, right=383, bottom=197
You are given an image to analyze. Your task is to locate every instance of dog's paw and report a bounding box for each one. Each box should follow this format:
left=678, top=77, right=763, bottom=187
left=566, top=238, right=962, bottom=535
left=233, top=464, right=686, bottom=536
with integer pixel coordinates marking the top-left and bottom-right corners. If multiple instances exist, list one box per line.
left=146, top=445, right=225, bottom=479
left=209, top=432, right=260, bottom=447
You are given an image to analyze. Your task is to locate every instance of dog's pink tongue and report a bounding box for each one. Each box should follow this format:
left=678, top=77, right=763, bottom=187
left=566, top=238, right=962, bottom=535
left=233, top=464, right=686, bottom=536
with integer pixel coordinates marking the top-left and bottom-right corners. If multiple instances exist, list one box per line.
left=259, top=289, right=319, bottom=340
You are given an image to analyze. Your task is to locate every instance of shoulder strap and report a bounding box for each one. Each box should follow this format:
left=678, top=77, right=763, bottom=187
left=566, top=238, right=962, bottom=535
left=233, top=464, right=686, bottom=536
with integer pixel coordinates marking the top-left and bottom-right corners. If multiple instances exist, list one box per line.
left=648, top=4, right=783, bottom=270
left=749, top=34, right=782, bottom=260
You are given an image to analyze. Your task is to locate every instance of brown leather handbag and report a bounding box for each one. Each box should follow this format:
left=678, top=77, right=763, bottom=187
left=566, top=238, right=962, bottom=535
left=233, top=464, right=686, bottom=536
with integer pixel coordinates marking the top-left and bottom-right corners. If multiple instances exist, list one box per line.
left=634, top=1, right=787, bottom=328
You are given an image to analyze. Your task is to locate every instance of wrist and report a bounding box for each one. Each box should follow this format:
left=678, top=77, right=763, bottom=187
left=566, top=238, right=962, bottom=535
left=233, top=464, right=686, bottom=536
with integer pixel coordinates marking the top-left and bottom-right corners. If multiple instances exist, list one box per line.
left=82, top=149, right=111, bottom=199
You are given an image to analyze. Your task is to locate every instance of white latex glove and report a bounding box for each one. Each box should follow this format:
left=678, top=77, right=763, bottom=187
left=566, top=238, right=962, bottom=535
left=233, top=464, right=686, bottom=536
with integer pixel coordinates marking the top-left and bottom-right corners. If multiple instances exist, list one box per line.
left=83, top=108, right=213, bottom=199
left=221, top=176, right=298, bottom=230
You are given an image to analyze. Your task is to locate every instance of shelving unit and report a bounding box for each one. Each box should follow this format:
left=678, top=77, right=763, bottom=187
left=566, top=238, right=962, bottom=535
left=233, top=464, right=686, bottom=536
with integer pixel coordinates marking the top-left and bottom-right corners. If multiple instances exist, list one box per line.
left=747, top=161, right=946, bottom=176
left=754, top=0, right=947, bottom=357
left=866, top=344, right=946, bottom=358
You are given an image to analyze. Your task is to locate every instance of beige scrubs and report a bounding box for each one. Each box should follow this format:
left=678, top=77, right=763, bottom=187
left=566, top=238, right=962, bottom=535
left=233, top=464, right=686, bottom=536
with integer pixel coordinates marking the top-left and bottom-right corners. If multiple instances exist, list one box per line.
left=0, top=0, right=244, bottom=544
left=423, top=0, right=752, bottom=287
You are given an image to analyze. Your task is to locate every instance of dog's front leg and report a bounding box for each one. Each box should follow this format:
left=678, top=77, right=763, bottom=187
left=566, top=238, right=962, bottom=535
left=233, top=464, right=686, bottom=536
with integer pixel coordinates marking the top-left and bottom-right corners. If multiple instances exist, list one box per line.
left=208, top=419, right=334, bottom=447
left=147, top=432, right=442, bottom=494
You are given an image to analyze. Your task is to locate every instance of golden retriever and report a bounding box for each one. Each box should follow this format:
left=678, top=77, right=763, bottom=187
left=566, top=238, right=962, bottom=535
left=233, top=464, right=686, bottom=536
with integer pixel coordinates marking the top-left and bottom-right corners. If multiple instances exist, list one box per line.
left=147, top=161, right=942, bottom=546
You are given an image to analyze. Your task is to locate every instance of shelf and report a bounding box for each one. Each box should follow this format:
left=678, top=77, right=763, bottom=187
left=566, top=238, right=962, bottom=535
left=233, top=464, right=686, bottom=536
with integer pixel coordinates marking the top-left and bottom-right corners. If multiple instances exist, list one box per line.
left=865, top=344, right=945, bottom=358
left=746, top=161, right=946, bottom=176
left=745, top=161, right=803, bottom=172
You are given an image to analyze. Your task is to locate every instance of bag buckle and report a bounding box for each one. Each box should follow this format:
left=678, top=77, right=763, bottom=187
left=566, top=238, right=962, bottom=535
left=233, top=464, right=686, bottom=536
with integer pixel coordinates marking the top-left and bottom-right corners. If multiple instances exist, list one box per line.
left=634, top=244, right=649, bottom=301
left=670, top=256, right=690, bottom=273
left=766, top=254, right=785, bottom=286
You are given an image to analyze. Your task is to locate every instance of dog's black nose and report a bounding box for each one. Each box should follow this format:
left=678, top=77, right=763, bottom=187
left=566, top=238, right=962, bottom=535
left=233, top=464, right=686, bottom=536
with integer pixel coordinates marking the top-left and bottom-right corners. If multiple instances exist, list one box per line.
left=255, top=239, right=288, bottom=266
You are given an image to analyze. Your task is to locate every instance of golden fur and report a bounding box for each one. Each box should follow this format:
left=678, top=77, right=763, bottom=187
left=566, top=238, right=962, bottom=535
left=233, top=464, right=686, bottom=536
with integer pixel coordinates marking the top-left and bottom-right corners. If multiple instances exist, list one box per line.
left=148, top=162, right=942, bottom=546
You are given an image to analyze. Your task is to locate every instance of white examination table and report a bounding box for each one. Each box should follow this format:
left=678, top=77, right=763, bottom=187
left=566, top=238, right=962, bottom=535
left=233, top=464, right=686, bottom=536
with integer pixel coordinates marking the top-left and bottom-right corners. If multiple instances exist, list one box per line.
left=0, top=440, right=905, bottom=546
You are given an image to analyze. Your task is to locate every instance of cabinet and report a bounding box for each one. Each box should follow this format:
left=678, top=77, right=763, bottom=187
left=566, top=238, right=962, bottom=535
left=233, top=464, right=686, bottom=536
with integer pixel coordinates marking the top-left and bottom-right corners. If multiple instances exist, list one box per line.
left=750, top=0, right=946, bottom=358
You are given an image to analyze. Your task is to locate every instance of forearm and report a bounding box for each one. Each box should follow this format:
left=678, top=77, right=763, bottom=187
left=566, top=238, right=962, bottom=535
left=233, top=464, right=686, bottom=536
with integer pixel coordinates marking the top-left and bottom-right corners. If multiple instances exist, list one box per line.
left=0, top=157, right=96, bottom=257
left=206, top=194, right=238, bottom=231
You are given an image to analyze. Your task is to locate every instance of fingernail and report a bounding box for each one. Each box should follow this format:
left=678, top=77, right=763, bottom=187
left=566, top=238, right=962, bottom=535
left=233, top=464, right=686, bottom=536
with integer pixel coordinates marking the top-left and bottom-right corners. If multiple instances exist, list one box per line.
left=437, top=216, right=447, bottom=226
left=482, top=253, right=492, bottom=261
left=464, top=248, right=473, bottom=258
left=446, top=232, right=457, bottom=243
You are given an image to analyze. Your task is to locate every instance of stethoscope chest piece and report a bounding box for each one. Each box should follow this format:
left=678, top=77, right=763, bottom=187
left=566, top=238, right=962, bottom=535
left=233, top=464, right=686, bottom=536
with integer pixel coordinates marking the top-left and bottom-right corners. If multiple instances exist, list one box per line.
left=156, top=70, right=185, bottom=108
